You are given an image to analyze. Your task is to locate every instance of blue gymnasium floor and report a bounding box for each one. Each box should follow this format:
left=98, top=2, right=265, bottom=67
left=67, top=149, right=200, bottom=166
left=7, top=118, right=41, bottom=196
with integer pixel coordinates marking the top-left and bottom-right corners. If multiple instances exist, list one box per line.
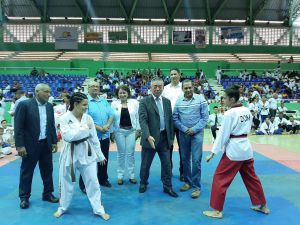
left=0, top=152, right=300, bottom=225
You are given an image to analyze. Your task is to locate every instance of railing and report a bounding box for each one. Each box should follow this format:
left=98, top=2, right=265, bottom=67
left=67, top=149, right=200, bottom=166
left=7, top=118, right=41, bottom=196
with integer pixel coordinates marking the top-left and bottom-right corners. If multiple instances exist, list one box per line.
left=1, top=24, right=300, bottom=47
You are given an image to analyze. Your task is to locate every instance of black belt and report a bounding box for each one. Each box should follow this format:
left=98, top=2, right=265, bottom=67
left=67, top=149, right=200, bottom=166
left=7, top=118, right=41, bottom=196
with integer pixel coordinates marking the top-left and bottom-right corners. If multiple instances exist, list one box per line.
left=70, top=137, right=92, bottom=182
left=120, top=126, right=132, bottom=130
left=230, top=134, right=247, bottom=138
left=38, top=138, right=47, bottom=143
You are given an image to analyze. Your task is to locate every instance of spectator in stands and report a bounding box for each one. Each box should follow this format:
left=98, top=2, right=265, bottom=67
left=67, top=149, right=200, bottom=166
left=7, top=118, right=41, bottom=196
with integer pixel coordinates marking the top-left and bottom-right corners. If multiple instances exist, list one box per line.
left=3, top=82, right=11, bottom=95
left=79, top=81, right=114, bottom=193
left=239, top=86, right=249, bottom=106
left=250, top=110, right=260, bottom=131
left=54, top=94, right=71, bottom=131
left=214, top=92, right=221, bottom=103
left=270, top=116, right=283, bottom=135
left=256, top=117, right=274, bottom=135
left=96, top=69, right=104, bottom=79
left=288, top=56, right=294, bottom=63
left=286, top=116, right=300, bottom=134
left=173, top=79, right=209, bottom=199
left=274, top=112, right=290, bottom=131
left=268, top=93, right=278, bottom=117
left=162, top=68, right=184, bottom=181
left=11, top=81, right=21, bottom=93
left=1, top=119, right=14, bottom=144
left=0, top=94, right=6, bottom=122
left=12, top=90, right=28, bottom=116
left=277, top=101, right=288, bottom=114
left=248, top=97, right=259, bottom=117
left=74, top=84, right=83, bottom=93
left=208, top=106, right=223, bottom=141
left=111, top=85, right=141, bottom=185
left=53, top=93, right=109, bottom=220
left=30, top=67, right=38, bottom=77
left=215, top=66, right=222, bottom=84
left=259, top=96, right=270, bottom=123
left=27, top=92, right=34, bottom=99
left=0, top=126, right=12, bottom=157
left=251, top=70, right=257, bottom=79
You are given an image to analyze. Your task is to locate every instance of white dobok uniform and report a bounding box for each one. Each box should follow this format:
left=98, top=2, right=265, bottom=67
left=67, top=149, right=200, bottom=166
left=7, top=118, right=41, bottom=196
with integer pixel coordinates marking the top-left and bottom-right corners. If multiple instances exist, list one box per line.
left=57, top=111, right=106, bottom=216
left=209, top=104, right=266, bottom=211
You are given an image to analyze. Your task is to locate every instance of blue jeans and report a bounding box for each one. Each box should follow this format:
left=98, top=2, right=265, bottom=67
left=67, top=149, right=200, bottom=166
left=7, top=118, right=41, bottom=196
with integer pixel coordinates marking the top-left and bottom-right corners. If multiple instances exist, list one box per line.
left=179, top=131, right=204, bottom=190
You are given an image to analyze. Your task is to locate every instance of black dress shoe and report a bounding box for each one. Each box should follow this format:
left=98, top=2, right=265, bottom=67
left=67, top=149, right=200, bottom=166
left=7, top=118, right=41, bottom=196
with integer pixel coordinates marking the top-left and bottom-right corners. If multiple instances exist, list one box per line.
left=101, top=180, right=112, bottom=188
left=139, top=184, right=147, bottom=193
left=42, top=194, right=59, bottom=203
left=163, top=188, right=179, bottom=198
left=80, top=188, right=87, bottom=194
left=20, top=199, right=29, bottom=209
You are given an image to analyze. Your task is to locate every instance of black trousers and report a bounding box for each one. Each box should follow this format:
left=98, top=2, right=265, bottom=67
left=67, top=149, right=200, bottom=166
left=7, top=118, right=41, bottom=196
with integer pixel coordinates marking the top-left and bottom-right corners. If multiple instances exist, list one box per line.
left=170, top=128, right=183, bottom=176
left=19, top=140, right=54, bottom=200
left=286, top=125, right=299, bottom=134
left=140, top=131, right=172, bottom=189
left=269, top=109, right=277, bottom=118
left=211, top=125, right=219, bottom=139
left=79, top=138, right=110, bottom=190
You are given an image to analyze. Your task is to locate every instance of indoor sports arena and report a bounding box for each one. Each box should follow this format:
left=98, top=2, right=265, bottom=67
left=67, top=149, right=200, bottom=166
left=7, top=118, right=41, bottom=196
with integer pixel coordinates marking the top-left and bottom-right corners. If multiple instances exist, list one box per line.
left=0, top=1, right=299, bottom=225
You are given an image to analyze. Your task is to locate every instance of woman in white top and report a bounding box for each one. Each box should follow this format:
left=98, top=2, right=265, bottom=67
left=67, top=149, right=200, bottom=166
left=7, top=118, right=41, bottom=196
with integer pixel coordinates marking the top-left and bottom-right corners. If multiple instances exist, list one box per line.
left=54, top=92, right=110, bottom=221
left=259, top=96, right=269, bottom=123
left=248, top=97, right=259, bottom=117
left=203, top=85, right=269, bottom=219
left=111, top=85, right=141, bottom=185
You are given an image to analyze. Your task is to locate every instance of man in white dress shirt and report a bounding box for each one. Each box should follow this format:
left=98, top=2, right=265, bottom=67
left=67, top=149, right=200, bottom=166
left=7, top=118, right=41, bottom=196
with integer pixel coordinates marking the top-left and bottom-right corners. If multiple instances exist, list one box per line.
left=162, top=68, right=184, bottom=181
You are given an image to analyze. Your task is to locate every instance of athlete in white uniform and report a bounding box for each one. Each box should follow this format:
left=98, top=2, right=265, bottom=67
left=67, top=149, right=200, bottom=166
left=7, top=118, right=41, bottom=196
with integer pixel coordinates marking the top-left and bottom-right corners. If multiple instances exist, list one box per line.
left=203, top=85, right=270, bottom=219
left=53, top=93, right=110, bottom=221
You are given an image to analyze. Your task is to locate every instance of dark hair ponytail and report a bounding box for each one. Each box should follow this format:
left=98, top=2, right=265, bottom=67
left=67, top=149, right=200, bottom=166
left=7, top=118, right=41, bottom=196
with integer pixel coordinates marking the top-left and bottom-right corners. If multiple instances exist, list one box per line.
left=69, top=92, right=88, bottom=111
left=224, top=85, right=240, bottom=102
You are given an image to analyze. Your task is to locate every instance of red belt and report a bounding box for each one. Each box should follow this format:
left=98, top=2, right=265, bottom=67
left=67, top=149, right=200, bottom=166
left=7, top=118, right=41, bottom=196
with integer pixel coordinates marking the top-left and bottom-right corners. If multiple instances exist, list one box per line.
left=230, top=134, right=247, bottom=138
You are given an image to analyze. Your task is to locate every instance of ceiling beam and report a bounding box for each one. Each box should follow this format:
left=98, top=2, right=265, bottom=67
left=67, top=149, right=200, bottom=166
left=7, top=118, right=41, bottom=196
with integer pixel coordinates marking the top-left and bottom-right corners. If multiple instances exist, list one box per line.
left=248, top=0, right=253, bottom=24
left=30, top=0, right=43, bottom=17
left=212, top=0, right=230, bottom=21
left=30, top=0, right=49, bottom=22
left=43, top=0, right=49, bottom=22
left=289, top=0, right=300, bottom=26
left=253, top=0, right=270, bottom=21
left=205, top=0, right=212, bottom=24
left=170, top=0, right=183, bottom=22
left=74, top=0, right=91, bottom=23
left=161, top=0, right=170, bottom=22
left=74, top=0, right=85, bottom=17
left=118, top=0, right=129, bottom=21
left=129, top=0, right=139, bottom=21
left=0, top=0, right=4, bottom=24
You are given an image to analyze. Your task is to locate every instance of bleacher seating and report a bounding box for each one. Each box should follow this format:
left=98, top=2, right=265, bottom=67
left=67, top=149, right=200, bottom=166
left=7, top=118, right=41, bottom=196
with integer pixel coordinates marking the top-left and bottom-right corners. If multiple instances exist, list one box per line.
left=220, top=76, right=299, bottom=99
left=0, top=74, right=87, bottom=98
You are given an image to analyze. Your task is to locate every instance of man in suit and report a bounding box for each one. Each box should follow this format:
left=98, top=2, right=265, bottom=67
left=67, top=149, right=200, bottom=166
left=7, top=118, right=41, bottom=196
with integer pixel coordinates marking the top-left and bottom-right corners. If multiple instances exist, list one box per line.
left=139, top=78, right=178, bottom=198
left=14, top=83, right=59, bottom=209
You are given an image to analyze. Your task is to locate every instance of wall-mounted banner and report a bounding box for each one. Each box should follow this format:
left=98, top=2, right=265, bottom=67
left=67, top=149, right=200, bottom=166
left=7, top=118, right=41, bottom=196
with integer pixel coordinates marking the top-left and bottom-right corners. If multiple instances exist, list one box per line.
left=220, top=27, right=244, bottom=39
left=55, top=27, right=78, bottom=50
left=173, top=31, right=192, bottom=44
left=108, top=31, right=127, bottom=42
left=195, top=29, right=206, bottom=48
left=85, top=32, right=103, bottom=42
